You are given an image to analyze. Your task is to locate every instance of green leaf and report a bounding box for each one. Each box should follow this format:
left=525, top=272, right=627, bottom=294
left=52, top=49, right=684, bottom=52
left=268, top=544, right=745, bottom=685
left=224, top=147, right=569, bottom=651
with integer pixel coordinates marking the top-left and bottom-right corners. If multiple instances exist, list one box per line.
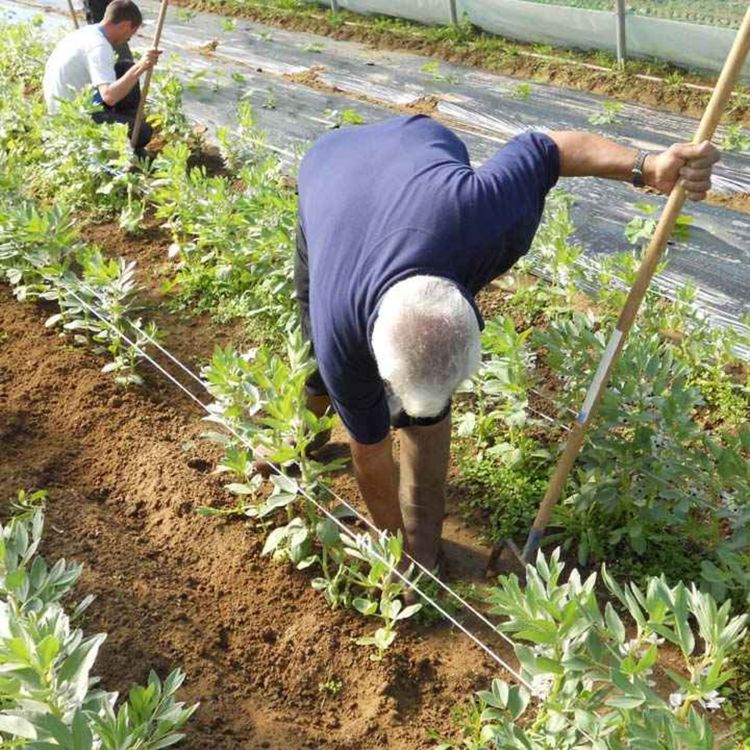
left=71, top=710, right=93, bottom=750
left=636, top=643, right=658, bottom=673
left=673, top=585, right=695, bottom=658
left=225, top=483, right=256, bottom=495
left=604, top=602, right=626, bottom=644
left=535, top=656, right=564, bottom=675
left=352, top=598, right=377, bottom=616
left=31, top=713, right=72, bottom=746
left=151, top=733, right=186, bottom=749
left=395, top=603, right=422, bottom=621
left=261, top=526, right=289, bottom=556
left=5, top=568, right=25, bottom=590
left=37, top=635, right=60, bottom=669
left=507, top=685, right=530, bottom=720
left=373, top=627, right=396, bottom=651
left=605, top=695, right=646, bottom=709
left=271, top=474, right=298, bottom=495
left=58, top=634, right=106, bottom=699
left=316, top=518, right=340, bottom=548
left=0, top=713, right=37, bottom=739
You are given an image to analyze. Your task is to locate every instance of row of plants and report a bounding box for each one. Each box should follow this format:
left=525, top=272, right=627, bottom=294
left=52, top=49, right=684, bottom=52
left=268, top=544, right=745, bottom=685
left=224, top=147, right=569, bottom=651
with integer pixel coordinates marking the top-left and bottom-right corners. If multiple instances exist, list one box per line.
left=433, top=549, right=748, bottom=748
left=453, top=188, right=749, bottom=607
left=138, top=78, right=750, bottom=743
left=0, top=490, right=197, bottom=747
left=2, top=17, right=749, bottom=747
left=0, top=184, right=159, bottom=387
left=0, top=21, right=194, bottom=386
left=0, top=24, right=204, bottom=746
left=199, top=335, right=424, bottom=657
left=0, top=20, right=428, bottom=664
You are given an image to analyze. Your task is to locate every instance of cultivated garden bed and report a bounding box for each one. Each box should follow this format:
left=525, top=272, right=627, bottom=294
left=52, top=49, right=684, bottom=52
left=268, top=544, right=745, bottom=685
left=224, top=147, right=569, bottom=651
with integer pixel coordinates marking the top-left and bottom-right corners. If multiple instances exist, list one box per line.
left=0, top=17, right=748, bottom=750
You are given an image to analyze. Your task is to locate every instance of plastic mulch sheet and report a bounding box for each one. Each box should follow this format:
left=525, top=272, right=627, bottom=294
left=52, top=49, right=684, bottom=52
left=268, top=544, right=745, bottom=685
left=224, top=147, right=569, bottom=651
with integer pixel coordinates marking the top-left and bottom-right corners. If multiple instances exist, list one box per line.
left=6, top=0, right=750, bottom=349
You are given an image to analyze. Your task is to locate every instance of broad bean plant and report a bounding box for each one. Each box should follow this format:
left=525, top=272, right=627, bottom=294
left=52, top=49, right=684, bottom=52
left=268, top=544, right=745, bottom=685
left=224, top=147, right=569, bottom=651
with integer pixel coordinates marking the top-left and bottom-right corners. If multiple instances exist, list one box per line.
left=201, top=333, right=421, bottom=655
left=0, top=189, right=158, bottom=387
left=151, top=138, right=297, bottom=333
left=0, top=491, right=197, bottom=747
left=433, top=549, right=747, bottom=749
left=455, top=188, right=750, bottom=606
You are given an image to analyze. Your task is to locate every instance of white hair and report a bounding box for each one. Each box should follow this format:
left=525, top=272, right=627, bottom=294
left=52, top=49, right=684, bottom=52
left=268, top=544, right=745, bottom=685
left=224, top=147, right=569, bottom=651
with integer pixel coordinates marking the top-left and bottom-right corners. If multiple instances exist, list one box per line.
left=371, top=275, right=481, bottom=418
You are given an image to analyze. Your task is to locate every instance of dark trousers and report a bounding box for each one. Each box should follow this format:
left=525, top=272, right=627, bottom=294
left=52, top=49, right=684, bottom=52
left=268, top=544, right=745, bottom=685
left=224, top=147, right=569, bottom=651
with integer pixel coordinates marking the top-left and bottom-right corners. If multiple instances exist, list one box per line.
left=91, top=60, right=152, bottom=153
left=293, top=218, right=450, bottom=429
left=83, top=0, right=109, bottom=24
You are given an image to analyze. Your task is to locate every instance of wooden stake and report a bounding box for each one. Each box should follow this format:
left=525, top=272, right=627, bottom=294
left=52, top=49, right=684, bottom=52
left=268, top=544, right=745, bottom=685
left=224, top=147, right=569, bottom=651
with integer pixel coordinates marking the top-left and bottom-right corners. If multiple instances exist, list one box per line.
left=130, top=0, right=170, bottom=149
left=519, top=4, right=750, bottom=564
left=66, top=0, right=79, bottom=28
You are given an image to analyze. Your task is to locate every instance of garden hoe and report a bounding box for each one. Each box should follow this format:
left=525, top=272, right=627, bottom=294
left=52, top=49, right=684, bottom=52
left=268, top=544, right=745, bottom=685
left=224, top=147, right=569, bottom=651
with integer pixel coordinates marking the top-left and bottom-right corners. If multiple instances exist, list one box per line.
left=493, top=4, right=750, bottom=578
left=130, top=0, right=170, bottom=149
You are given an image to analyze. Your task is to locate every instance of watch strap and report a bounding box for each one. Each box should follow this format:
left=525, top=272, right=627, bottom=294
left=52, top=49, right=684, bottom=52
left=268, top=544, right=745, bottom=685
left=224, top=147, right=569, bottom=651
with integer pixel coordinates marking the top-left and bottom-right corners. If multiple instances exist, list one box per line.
left=632, top=150, right=649, bottom=188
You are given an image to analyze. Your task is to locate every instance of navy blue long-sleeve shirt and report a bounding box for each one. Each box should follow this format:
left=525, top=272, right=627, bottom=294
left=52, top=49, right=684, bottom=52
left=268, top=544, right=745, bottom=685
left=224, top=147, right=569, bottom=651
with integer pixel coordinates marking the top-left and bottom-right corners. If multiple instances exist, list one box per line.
left=297, top=115, right=560, bottom=444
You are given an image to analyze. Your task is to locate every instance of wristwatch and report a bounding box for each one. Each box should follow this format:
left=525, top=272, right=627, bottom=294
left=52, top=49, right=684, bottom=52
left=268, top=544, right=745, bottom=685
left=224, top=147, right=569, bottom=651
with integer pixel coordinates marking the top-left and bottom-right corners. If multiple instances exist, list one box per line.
left=632, top=150, right=649, bottom=188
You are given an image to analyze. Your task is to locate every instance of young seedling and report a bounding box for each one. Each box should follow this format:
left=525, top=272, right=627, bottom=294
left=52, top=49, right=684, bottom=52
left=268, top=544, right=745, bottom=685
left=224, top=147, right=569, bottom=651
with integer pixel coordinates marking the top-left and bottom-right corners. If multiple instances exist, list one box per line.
left=344, top=531, right=422, bottom=660
left=666, top=70, right=685, bottom=89
left=721, top=123, right=750, bottom=153
left=318, top=675, right=344, bottom=707
left=625, top=202, right=693, bottom=245
left=588, top=100, right=625, bottom=126
left=176, top=7, right=197, bottom=22
left=262, top=86, right=277, bottom=110
left=420, top=60, right=459, bottom=84
left=510, top=82, right=531, bottom=101
left=324, top=108, right=365, bottom=128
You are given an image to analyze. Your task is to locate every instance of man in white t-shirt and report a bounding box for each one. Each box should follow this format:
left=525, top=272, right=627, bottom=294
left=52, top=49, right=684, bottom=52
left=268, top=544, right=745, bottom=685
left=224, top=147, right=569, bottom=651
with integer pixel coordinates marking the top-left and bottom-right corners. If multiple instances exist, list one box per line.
left=42, top=0, right=160, bottom=152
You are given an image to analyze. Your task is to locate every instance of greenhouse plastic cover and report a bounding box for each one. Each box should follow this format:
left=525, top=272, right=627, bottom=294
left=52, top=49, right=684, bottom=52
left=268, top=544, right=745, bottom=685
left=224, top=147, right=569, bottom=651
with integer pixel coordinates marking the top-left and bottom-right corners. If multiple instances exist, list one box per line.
left=331, top=0, right=450, bottom=26
left=3, top=0, right=750, bottom=351
left=317, top=0, right=750, bottom=80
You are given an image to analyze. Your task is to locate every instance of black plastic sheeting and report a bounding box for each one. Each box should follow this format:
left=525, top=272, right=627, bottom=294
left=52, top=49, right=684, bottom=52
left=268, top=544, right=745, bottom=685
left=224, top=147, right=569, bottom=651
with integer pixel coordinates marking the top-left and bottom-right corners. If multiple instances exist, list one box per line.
left=4, top=0, right=749, bottom=349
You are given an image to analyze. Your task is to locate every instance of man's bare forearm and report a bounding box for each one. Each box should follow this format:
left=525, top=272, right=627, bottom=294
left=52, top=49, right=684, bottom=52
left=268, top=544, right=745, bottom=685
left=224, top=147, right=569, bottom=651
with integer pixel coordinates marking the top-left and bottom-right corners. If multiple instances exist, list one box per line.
left=548, top=130, right=650, bottom=183
left=547, top=130, right=720, bottom=201
left=99, top=62, right=143, bottom=107
left=349, top=434, right=405, bottom=537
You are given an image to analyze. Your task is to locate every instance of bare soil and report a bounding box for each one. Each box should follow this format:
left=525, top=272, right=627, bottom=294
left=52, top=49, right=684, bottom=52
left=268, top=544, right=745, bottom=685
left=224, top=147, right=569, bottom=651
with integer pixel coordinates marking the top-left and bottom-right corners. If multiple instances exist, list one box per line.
left=1, top=203, right=738, bottom=742
left=0, top=223, right=515, bottom=747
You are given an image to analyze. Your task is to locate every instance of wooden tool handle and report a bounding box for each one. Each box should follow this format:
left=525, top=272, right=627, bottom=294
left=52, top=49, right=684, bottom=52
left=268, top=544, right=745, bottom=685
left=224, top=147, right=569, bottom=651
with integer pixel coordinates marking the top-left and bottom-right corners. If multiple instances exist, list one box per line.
left=130, top=0, right=170, bottom=149
left=66, top=0, right=79, bottom=28
left=522, top=5, right=750, bottom=563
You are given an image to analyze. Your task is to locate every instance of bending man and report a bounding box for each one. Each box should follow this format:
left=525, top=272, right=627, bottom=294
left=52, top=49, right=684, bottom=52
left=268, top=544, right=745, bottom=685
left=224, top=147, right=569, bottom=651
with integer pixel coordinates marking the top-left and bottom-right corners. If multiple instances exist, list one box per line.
left=42, top=0, right=159, bottom=153
left=295, top=115, right=718, bottom=570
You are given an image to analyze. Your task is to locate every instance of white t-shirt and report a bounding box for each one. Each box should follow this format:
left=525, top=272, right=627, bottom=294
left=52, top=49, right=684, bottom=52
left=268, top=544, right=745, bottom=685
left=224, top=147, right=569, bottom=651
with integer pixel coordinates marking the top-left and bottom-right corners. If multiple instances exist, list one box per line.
left=42, top=25, right=116, bottom=114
